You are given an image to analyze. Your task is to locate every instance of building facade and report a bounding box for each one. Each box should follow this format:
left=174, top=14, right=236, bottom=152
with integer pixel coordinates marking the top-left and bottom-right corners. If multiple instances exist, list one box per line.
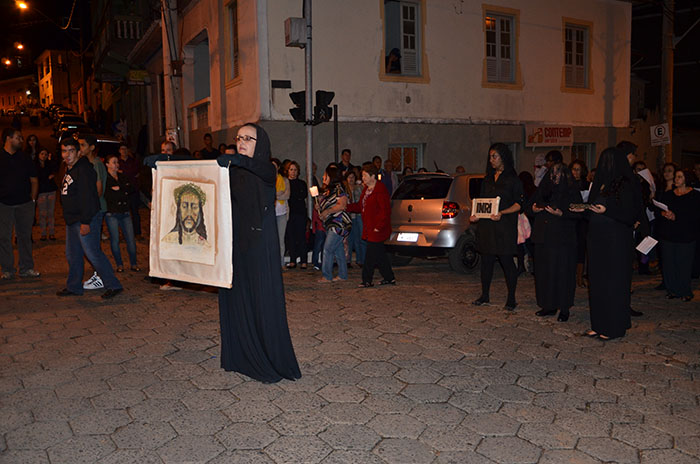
left=35, top=50, right=81, bottom=109
left=0, top=75, right=36, bottom=114
left=116, top=0, right=639, bottom=172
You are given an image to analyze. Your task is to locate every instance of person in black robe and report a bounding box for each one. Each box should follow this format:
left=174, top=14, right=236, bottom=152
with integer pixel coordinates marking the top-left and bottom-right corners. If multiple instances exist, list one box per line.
left=470, top=143, right=524, bottom=311
left=569, top=159, right=590, bottom=288
left=572, top=147, right=642, bottom=340
left=529, top=163, right=582, bottom=322
left=216, top=123, right=301, bottom=383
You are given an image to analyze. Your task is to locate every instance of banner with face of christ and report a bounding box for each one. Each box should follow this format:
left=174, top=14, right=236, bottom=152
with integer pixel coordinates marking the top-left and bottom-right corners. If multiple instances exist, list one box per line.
left=149, top=160, right=233, bottom=288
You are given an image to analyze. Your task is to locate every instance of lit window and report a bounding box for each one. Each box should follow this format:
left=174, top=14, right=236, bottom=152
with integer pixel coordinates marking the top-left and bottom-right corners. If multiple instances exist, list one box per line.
left=485, top=13, right=514, bottom=83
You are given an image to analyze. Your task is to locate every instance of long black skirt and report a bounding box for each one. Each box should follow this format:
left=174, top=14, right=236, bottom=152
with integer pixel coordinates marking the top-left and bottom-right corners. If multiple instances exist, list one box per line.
left=587, top=215, right=632, bottom=339
left=218, top=230, right=301, bottom=383
left=534, top=242, right=576, bottom=311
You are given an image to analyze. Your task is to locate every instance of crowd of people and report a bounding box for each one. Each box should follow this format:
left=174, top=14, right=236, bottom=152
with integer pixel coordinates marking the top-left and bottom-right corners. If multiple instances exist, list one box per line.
left=486, top=142, right=700, bottom=341
left=2, top=123, right=699, bottom=381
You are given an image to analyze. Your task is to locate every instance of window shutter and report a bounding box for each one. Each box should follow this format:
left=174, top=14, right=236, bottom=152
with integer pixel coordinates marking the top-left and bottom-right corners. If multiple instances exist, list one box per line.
left=400, top=2, right=419, bottom=76
left=499, top=58, right=511, bottom=82
left=487, top=57, right=497, bottom=81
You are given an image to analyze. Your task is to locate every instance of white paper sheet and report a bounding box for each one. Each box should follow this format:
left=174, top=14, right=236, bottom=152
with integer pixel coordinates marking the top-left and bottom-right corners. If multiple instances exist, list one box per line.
left=652, top=199, right=669, bottom=212
left=635, top=236, right=658, bottom=255
left=580, top=190, right=590, bottom=202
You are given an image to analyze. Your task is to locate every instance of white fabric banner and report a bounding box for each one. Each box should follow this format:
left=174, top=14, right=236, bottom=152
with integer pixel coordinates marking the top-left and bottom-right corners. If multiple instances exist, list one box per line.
left=149, top=160, right=233, bottom=288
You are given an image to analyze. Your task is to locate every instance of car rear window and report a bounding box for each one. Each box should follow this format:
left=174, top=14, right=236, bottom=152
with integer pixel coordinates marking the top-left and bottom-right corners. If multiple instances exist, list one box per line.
left=469, top=177, right=484, bottom=199
left=392, top=177, right=453, bottom=200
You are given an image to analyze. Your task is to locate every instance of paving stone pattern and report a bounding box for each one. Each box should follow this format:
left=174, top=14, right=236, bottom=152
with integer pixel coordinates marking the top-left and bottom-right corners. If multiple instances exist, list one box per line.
left=1, top=227, right=699, bottom=463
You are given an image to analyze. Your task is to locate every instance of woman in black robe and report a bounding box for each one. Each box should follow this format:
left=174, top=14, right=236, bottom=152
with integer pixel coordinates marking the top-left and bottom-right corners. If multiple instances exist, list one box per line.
left=529, top=163, right=582, bottom=322
left=216, top=124, right=301, bottom=383
left=470, top=143, right=524, bottom=311
left=573, top=147, right=642, bottom=340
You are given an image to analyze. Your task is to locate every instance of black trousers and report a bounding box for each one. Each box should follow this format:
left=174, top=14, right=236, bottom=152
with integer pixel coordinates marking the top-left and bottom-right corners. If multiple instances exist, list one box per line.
left=480, top=254, right=518, bottom=305
left=362, top=241, right=395, bottom=284
left=286, top=213, right=307, bottom=264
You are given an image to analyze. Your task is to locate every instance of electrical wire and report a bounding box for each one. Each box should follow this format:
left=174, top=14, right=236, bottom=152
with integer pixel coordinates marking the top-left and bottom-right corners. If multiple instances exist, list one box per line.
left=60, top=0, right=79, bottom=30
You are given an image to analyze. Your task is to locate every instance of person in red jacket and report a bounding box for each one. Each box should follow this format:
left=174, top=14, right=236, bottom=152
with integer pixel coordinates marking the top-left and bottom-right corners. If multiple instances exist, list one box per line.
left=347, top=163, right=396, bottom=287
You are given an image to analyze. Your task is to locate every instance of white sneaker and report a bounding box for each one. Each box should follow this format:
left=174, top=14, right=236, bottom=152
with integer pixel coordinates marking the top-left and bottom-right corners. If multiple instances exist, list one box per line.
left=83, top=272, right=104, bottom=290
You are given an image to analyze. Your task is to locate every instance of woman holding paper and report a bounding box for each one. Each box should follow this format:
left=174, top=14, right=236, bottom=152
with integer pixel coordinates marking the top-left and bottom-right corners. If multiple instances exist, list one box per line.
left=576, top=147, right=642, bottom=340
left=657, top=168, right=700, bottom=301
left=216, top=124, right=301, bottom=383
left=470, top=143, right=524, bottom=311
left=529, top=163, right=582, bottom=322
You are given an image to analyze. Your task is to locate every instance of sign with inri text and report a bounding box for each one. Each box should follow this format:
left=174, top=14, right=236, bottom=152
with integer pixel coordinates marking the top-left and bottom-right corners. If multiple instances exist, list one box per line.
left=525, top=125, right=574, bottom=147
left=472, top=197, right=501, bottom=219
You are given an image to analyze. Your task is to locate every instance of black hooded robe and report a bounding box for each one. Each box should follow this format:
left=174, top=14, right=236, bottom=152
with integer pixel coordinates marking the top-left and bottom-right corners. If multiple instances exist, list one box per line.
left=529, top=173, right=582, bottom=314
left=218, top=124, right=301, bottom=383
left=586, top=149, right=642, bottom=339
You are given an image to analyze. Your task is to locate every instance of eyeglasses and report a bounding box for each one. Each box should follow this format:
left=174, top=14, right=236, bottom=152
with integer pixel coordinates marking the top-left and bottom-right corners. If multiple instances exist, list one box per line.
left=236, top=135, right=256, bottom=142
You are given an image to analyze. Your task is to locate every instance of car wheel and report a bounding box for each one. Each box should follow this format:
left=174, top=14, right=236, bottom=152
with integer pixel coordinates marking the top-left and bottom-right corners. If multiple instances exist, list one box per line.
left=448, top=234, right=479, bottom=273
left=390, top=253, right=413, bottom=266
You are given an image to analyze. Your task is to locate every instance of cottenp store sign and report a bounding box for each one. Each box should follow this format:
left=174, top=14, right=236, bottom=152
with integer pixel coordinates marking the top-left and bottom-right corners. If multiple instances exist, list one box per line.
left=525, top=125, right=574, bottom=147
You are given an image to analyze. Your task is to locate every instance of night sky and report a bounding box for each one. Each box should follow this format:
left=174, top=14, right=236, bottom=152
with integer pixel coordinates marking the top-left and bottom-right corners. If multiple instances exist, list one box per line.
left=0, top=0, right=85, bottom=80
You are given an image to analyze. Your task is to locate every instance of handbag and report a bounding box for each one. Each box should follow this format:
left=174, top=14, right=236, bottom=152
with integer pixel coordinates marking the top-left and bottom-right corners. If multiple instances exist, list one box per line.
left=517, top=213, right=531, bottom=244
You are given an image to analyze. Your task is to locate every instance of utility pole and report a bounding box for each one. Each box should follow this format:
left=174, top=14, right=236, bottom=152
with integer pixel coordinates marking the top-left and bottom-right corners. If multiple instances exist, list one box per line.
left=304, top=0, right=313, bottom=218
left=161, top=0, right=184, bottom=148
left=660, top=0, right=674, bottom=163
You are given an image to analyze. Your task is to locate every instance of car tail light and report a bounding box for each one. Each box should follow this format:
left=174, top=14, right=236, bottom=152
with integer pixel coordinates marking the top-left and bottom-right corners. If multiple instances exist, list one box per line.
left=442, top=201, right=460, bottom=219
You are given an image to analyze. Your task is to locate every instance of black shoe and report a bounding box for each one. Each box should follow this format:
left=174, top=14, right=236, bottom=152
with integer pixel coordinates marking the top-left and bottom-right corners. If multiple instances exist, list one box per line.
left=472, top=296, right=489, bottom=306
left=504, top=302, right=518, bottom=311
left=357, top=282, right=373, bottom=288
left=379, top=279, right=396, bottom=286
left=630, top=308, right=643, bottom=317
left=102, top=288, right=123, bottom=299
left=654, top=283, right=666, bottom=291
left=557, top=312, right=570, bottom=322
left=665, top=293, right=677, bottom=300
left=56, top=288, right=80, bottom=297
left=681, top=295, right=693, bottom=302
left=536, top=309, right=557, bottom=317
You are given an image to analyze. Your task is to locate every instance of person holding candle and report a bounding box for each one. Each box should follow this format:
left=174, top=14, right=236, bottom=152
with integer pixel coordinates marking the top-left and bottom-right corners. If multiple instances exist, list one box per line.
left=216, top=124, right=301, bottom=383
left=316, top=164, right=351, bottom=282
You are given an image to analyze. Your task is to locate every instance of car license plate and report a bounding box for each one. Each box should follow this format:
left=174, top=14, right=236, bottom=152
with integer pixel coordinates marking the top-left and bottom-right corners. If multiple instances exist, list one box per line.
left=397, top=233, right=419, bottom=242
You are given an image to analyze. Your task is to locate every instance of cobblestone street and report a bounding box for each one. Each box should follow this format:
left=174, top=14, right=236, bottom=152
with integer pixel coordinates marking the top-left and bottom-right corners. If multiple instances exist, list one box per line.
left=1, top=225, right=699, bottom=463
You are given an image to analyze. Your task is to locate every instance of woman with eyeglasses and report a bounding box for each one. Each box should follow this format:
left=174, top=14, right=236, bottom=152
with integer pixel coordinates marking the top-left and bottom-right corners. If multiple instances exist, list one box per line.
left=470, top=143, right=524, bottom=311
left=657, top=168, right=700, bottom=302
left=216, top=124, right=301, bottom=383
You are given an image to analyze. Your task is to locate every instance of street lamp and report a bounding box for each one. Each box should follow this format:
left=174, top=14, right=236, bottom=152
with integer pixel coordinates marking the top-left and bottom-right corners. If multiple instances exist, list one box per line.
left=3, top=58, right=11, bottom=66
left=15, top=42, right=24, bottom=50
left=16, top=1, right=27, bottom=10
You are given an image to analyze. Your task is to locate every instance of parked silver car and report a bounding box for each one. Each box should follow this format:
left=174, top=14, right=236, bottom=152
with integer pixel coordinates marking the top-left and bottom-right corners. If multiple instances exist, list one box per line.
left=385, top=172, right=485, bottom=273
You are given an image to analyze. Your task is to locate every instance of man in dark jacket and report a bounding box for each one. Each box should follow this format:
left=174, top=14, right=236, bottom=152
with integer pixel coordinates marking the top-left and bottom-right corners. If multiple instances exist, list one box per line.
left=58, top=138, right=122, bottom=299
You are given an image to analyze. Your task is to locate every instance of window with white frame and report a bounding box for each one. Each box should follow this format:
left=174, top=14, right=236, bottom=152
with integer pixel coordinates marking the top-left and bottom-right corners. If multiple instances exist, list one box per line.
left=388, top=144, right=423, bottom=172
left=485, top=13, right=514, bottom=83
left=227, top=1, right=240, bottom=80
left=564, top=24, right=589, bottom=88
left=384, top=0, right=421, bottom=76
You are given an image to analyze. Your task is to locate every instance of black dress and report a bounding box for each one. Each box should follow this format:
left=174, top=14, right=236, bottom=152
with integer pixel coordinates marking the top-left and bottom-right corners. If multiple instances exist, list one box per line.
left=218, top=125, right=301, bottom=383
left=587, top=177, right=641, bottom=339
left=286, top=178, right=308, bottom=265
left=475, top=171, right=524, bottom=256
left=530, top=184, right=582, bottom=314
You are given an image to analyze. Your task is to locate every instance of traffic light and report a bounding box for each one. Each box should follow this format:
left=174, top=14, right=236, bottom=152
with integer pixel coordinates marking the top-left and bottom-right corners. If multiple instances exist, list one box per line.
left=314, top=90, right=335, bottom=123
left=289, top=91, right=305, bottom=122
